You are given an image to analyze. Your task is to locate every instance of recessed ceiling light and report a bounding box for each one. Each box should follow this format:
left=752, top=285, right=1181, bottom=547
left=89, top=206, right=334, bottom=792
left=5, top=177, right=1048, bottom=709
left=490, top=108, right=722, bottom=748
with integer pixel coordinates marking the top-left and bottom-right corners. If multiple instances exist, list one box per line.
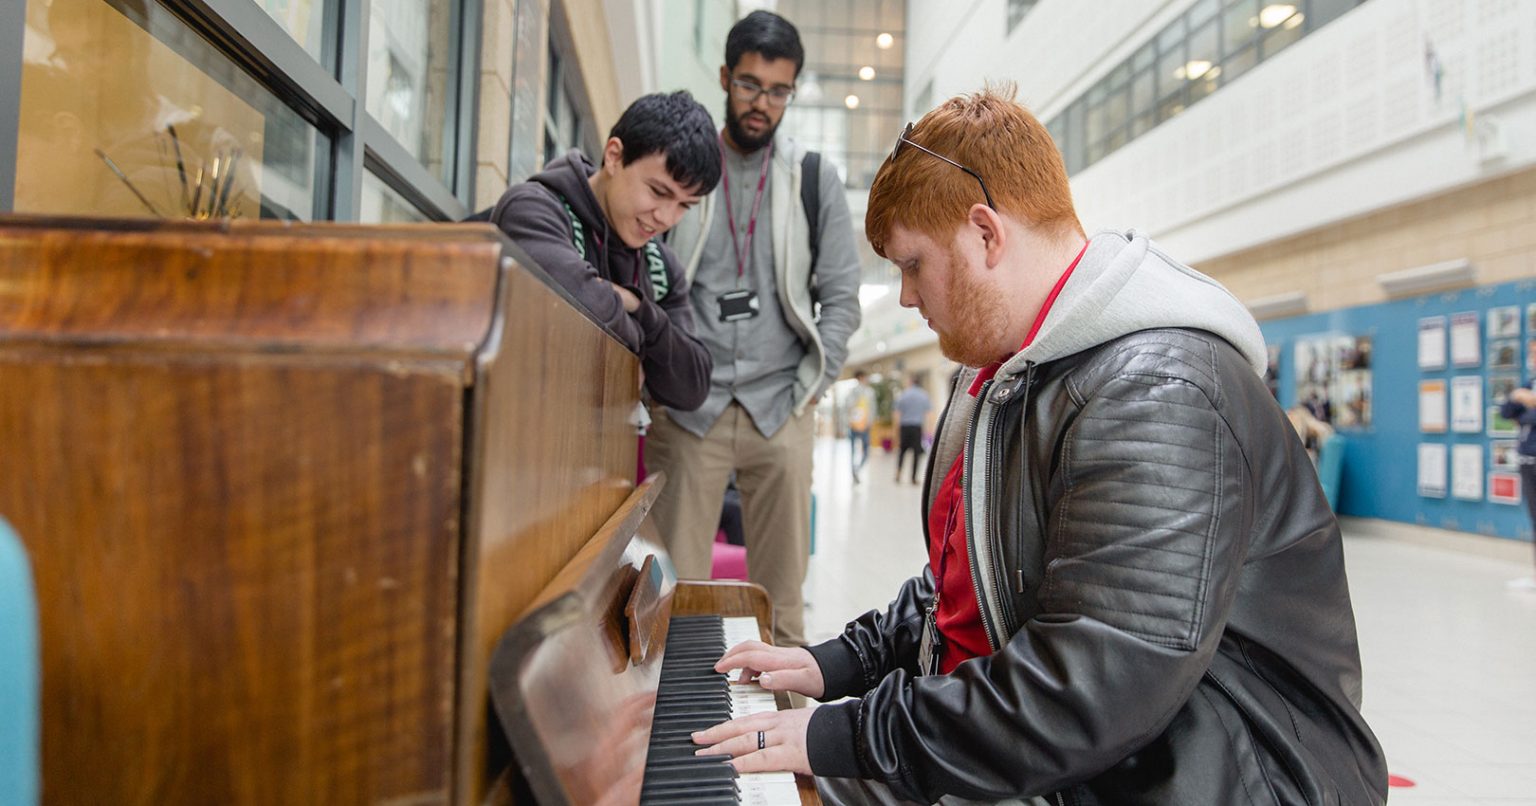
left=876, top=32, right=894, bottom=49
left=1176, top=59, right=1213, bottom=80
left=858, top=66, right=876, bottom=81
left=1259, top=3, right=1296, bottom=28
left=845, top=94, right=861, bottom=109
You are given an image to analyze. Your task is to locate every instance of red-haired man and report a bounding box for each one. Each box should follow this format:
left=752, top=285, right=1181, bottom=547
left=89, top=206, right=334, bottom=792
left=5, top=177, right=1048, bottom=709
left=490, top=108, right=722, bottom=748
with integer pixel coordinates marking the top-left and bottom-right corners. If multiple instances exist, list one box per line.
left=693, top=88, right=1387, bottom=806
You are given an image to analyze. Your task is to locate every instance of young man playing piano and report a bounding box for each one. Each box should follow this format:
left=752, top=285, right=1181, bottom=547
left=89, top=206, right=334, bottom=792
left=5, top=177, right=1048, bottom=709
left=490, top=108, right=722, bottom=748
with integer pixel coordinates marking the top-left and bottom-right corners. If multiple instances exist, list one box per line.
left=491, top=91, right=718, bottom=411
left=692, top=89, right=1388, bottom=806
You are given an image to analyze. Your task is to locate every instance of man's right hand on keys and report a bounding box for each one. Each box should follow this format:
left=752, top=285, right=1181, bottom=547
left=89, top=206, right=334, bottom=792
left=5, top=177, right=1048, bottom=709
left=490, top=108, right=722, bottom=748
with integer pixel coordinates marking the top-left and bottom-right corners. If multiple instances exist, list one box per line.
left=714, top=640, right=825, bottom=699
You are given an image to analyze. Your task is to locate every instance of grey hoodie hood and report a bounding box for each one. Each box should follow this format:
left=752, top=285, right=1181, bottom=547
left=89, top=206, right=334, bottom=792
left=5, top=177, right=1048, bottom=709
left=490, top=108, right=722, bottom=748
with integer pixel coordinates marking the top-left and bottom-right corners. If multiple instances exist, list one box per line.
left=998, top=230, right=1267, bottom=380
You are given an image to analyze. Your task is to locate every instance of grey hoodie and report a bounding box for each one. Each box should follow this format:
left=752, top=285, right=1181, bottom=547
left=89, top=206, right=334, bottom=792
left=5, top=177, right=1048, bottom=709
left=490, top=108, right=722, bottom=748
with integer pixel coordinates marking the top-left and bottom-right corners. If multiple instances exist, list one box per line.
left=489, top=150, right=711, bottom=411
left=1012, top=229, right=1266, bottom=377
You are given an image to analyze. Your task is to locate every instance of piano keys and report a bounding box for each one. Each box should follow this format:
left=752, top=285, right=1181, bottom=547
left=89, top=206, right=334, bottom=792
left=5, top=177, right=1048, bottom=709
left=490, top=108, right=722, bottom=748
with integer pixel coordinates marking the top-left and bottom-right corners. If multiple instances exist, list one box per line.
left=489, top=476, right=820, bottom=805
left=640, top=616, right=798, bottom=806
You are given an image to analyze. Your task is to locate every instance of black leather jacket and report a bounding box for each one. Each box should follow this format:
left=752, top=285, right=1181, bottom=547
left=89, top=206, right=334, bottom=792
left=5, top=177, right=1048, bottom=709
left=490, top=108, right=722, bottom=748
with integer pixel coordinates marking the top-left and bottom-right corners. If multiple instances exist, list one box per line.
left=805, top=328, right=1387, bottom=805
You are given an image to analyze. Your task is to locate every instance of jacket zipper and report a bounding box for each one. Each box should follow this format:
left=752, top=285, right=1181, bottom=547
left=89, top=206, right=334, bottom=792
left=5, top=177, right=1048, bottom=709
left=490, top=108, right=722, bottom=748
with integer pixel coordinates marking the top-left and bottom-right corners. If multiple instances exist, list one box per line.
left=964, top=378, right=1007, bottom=652
left=1013, top=362, right=1037, bottom=597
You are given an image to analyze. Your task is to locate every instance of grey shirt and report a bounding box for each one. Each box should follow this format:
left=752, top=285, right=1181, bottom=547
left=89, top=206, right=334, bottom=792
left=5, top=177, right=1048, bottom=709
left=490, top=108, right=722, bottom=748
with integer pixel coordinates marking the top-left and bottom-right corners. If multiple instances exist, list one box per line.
left=670, top=144, right=857, bottom=439
left=895, top=385, right=932, bottom=426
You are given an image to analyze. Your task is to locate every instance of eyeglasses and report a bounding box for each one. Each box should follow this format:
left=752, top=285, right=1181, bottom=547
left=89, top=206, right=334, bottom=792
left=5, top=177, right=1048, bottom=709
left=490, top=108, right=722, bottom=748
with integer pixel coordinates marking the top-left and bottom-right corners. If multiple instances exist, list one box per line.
left=890, top=122, right=996, bottom=210
left=730, top=78, right=796, bottom=108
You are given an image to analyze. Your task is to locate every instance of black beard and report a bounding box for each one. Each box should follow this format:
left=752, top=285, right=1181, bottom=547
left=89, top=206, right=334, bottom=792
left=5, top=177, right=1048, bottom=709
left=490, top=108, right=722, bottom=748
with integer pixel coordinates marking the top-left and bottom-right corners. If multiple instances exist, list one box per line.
left=724, top=103, right=776, bottom=152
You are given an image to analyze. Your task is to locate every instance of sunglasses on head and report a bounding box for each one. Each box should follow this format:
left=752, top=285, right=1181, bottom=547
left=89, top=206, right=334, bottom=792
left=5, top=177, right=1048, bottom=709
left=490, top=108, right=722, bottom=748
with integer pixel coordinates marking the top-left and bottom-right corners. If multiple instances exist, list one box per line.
left=890, top=122, right=996, bottom=210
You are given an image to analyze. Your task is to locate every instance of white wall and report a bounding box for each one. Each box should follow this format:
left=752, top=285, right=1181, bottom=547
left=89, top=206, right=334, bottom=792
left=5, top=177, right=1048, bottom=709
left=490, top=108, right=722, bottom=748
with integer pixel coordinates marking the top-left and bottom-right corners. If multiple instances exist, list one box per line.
left=1073, top=0, right=1536, bottom=263
left=858, top=0, right=1536, bottom=370
left=906, top=0, right=1536, bottom=265
left=905, top=0, right=1176, bottom=117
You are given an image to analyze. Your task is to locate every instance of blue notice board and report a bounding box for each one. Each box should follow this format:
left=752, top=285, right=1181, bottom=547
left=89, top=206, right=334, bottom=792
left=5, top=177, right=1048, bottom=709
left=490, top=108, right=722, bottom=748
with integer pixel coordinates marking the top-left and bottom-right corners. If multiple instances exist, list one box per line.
left=1258, top=278, right=1535, bottom=542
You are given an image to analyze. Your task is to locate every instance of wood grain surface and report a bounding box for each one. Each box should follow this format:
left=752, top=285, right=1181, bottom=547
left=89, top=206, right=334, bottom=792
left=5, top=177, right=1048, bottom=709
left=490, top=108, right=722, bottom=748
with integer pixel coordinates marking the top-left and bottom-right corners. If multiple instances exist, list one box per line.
left=0, top=217, right=642, bottom=805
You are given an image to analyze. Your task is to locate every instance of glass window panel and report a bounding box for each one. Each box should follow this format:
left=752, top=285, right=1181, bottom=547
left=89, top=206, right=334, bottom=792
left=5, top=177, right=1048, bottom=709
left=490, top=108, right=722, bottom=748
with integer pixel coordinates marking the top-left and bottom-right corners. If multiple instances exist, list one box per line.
left=1309, top=0, right=1356, bottom=29
left=365, top=0, right=457, bottom=184
left=1064, top=100, right=1085, bottom=174
left=1107, top=63, right=1130, bottom=89
left=1131, top=42, right=1155, bottom=72
left=546, top=45, right=561, bottom=119
left=1007, top=0, right=1038, bottom=33
left=1188, top=70, right=1219, bottom=104
left=1130, top=112, right=1154, bottom=138
left=1221, top=43, right=1258, bottom=83
left=1085, top=101, right=1106, bottom=146
left=1086, top=139, right=1106, bottom=166
left=1260, top=14, right=1305, bottom=59
left=253, top=0, right=329, bottom=61
left=1189, top=0, right=1219, bottom=26
left=1104, top=85, right=1128, bottom=133
left=1188, top=20, right=1218, bottom=76
left=1157, top=40, right=1186, bottom=97
left=15, top=0, right=324, bottom=221
left=850, top=33, right=876, bottom=68
left=1105, top=128, right=1127, bottom=153
left=1157, top=93, right=1185, bottom=123
left=1130, top=68, right=1155, bottom=116
left=1222, top=0, right=1258, bottom=54
left=360, top=170, right=429, bottom=222
left=1157, top=18, right=1185, bottom=52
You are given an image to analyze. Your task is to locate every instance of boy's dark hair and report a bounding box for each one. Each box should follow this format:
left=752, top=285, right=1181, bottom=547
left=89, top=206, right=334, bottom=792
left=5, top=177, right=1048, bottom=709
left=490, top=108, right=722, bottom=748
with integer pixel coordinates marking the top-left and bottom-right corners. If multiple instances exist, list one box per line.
left=725, top=10, right=805, bottom=77
left=609, top=91, right=722, bottom=194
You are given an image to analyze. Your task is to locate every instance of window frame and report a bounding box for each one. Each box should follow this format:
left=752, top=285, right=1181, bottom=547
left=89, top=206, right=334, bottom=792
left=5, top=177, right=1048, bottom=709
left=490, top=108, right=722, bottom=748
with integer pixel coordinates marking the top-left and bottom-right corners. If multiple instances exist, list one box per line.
left=1, top=0, right=480, bottom=220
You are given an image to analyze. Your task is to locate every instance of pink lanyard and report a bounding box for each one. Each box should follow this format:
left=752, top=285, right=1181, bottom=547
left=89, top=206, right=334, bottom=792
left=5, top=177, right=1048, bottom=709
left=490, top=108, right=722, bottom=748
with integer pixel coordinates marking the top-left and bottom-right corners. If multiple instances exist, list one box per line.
left=720, top=137, right=773, bottom=280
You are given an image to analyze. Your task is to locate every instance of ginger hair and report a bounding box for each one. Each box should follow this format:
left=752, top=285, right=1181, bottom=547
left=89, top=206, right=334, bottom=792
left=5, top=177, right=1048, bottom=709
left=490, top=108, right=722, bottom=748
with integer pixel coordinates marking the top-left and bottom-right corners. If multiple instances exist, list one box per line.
left=866, top=85, right=1081, bottom=257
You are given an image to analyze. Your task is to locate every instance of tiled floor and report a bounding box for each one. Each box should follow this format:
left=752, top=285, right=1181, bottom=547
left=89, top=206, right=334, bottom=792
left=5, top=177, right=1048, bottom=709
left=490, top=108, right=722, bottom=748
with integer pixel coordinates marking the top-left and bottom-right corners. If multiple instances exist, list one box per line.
left=800, top=437, right=1536, bottom=805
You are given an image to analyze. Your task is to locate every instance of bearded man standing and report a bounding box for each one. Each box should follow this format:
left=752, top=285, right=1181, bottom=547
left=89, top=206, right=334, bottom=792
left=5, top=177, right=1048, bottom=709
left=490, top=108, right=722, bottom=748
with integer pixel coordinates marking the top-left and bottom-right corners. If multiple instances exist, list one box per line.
left=648, top=10, right=862, bottom=648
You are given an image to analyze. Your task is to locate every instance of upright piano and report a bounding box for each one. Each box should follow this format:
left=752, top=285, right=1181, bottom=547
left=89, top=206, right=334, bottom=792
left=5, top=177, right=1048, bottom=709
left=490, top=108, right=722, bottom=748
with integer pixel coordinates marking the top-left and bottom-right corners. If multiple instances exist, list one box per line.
left=0, top=217, right=818, bottom=805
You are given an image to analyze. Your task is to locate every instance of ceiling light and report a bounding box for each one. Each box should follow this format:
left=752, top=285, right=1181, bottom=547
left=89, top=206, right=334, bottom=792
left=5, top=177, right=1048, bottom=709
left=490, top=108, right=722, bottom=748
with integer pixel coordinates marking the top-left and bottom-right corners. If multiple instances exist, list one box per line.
left=876, top=33, right=894, bottom=49
left=858, top=66, right=876, bottom=81
left=845, top=94, right=861, bottom=109
left=1377, top=259, right=1476, bottom=297
left=1246, top=291, right=1308, bottom=320
left=1284, top=12, right=1304, bottom=29
left=1176, top=59, right=1212, bottom=80
left=1259, top=3, right=1296, bottom=28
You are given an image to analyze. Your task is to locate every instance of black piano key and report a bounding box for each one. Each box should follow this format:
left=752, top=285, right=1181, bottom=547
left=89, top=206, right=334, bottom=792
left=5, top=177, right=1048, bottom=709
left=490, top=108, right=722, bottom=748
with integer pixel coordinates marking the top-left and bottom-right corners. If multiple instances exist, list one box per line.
left=642, top=614, right=768, bottom=806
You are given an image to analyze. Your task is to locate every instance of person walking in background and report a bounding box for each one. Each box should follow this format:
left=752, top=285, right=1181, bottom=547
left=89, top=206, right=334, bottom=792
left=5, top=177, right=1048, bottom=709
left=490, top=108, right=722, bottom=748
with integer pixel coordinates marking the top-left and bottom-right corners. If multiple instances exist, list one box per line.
left=645, top=10, right=862, bottom=648
left=893, top=374, right=931, bottom=485
left=1500, top=383, right=1536, bottom=590
left=845, top=370, right=875, bottom=483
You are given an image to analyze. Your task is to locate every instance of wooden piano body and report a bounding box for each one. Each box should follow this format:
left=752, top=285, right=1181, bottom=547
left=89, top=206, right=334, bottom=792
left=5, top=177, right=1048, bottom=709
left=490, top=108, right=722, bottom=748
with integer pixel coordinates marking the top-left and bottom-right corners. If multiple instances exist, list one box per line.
left=0, top=216, right=647, bottom=803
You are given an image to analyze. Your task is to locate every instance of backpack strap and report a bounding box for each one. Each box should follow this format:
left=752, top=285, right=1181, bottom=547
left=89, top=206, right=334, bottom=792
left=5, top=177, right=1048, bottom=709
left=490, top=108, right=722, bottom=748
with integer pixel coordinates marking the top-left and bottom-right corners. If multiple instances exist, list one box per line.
left=561, top=195, right=668, bottom=303
left=800, top=150, right=822, bottom=315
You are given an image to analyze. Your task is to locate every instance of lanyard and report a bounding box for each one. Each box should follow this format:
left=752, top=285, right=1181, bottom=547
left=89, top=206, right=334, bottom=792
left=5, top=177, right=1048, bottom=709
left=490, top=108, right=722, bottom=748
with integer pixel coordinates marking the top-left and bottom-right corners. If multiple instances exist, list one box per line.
left=933, top=459, right=964, bottom=606
left=721, top=137, right=773, bottom=280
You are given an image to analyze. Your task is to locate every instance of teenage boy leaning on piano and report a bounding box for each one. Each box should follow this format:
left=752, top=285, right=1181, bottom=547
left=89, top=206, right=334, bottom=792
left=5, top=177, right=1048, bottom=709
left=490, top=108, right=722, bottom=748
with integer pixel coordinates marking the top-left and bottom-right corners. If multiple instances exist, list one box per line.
left=490, top=91, right=719, bottom=412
